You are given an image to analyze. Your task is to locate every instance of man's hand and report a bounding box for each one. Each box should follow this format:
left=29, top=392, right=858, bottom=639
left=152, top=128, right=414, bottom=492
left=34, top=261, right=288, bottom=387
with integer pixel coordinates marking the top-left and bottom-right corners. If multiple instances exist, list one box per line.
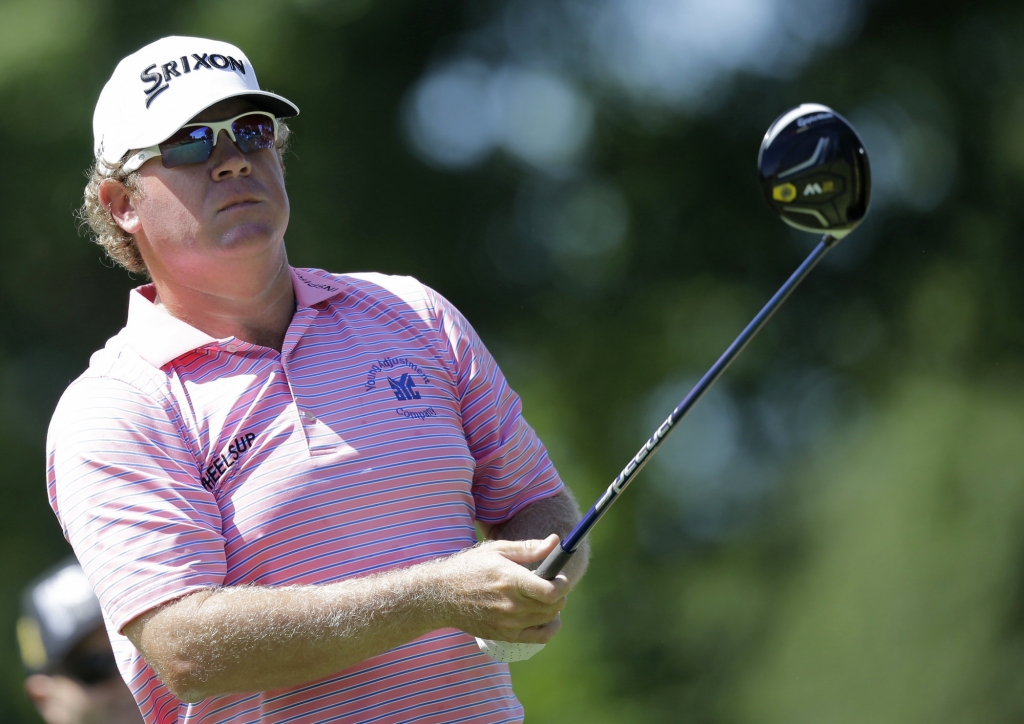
left=480, top=490, right=590, bottom=587
left=439, top=535, right=570, bottom=644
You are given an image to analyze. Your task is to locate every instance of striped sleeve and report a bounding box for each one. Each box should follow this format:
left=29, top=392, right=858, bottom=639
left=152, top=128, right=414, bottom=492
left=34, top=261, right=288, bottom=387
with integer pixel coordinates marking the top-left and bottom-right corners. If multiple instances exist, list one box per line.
left=46, top=375, right=226, bottom=633
left=426, top=288, right=564, bottom=524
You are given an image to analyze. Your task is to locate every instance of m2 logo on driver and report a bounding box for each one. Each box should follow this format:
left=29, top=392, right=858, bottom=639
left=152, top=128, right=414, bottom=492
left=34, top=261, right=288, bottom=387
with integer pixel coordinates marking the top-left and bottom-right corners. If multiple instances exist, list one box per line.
left=200, top=432, right=257, bottom=491
left=141, top=52, right=247, bottom=108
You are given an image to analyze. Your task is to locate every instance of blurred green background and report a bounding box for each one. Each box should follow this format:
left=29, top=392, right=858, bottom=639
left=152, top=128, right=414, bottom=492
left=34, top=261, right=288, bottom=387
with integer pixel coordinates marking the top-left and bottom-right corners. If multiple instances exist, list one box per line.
left=3, top=0, right=1024, bottom=721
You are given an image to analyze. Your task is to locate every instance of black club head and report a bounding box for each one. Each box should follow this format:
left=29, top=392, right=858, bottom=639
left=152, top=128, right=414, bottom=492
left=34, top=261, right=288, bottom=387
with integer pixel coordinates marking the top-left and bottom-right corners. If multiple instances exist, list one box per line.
left=758, top=103, right=871, bottom=239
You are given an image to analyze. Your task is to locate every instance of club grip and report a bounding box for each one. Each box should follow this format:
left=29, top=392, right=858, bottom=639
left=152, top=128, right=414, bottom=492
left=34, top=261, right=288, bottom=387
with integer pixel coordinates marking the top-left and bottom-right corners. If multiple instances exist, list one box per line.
left=535, top=544, right=574, bottom=580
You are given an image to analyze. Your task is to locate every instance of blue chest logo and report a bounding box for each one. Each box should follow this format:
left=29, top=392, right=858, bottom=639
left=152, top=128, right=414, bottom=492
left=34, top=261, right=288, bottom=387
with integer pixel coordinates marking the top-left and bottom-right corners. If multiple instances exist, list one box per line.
left=364, top=356, right=438, bottom=422
left=365, top=356, right=429, bottom=393
left=388, top=373, right=421, bottom=401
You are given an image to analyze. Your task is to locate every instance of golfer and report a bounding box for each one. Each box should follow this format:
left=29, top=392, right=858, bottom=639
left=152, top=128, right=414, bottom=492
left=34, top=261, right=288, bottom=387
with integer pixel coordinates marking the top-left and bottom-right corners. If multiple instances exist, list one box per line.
left=47, top=36, right=587, bottom=723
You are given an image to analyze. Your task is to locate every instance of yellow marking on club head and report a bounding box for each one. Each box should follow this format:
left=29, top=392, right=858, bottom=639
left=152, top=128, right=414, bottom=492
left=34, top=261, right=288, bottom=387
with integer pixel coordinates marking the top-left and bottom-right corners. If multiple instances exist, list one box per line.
left=773, top=183, right=797, bottom=203
left=822, top=180, right=835, bottom=192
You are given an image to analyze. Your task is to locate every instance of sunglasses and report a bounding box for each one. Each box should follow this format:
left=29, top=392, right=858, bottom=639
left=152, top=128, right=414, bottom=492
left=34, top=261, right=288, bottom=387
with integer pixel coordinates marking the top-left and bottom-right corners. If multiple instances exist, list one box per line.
left=55, top=649, right=121, bottom=685
left=123, top=111, right=279, bottom=173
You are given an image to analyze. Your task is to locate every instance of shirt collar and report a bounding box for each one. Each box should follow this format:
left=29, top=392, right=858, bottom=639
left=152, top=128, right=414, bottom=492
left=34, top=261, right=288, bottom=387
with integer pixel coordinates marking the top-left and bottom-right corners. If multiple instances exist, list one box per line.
left=123, top=285, right=217, bottom=368
left=123, top=267, right=345, bottom=368
left=290, top=267, right=345, bottom=307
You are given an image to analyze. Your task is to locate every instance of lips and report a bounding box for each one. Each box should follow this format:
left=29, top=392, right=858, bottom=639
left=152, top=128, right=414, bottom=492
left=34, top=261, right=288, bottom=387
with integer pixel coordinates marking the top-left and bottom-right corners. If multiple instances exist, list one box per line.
left=218, top=196, right=261, bottom=212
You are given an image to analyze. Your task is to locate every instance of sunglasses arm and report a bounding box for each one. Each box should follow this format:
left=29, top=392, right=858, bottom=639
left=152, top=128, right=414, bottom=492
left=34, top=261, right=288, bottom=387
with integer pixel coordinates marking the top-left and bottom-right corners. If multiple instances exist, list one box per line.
left=123, top=146, right=162, bottom=173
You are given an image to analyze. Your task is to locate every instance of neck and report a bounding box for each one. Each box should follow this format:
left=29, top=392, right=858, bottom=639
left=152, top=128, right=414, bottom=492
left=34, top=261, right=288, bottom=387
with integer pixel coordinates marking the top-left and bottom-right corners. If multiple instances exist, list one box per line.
left=151, top=257, right=296, bottom=352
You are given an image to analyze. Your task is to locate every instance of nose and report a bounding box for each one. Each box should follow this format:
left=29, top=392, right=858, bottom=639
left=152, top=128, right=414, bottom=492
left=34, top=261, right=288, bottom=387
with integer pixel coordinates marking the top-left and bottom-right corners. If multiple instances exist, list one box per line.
left=210, top=129, right=251, bottom=180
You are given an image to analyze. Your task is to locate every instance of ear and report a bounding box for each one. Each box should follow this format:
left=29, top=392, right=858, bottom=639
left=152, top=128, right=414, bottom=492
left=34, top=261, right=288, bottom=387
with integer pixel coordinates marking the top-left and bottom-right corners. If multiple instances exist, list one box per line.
left=98, top=179, right=142, bottom=235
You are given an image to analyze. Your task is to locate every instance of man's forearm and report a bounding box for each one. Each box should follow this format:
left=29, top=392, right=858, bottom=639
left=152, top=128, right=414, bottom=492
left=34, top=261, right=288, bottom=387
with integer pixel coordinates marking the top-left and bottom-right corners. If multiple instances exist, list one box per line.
left=125, top=538, right=569, bottom=703
left=486, top=489, right=590, bottom=586
left=129, top=564, right=441, bottom=702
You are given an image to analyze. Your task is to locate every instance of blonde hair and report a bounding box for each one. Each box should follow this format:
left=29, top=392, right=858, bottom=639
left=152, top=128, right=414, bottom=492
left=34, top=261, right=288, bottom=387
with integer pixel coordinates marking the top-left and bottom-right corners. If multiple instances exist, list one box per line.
left=79, top=119, right=291, bottom=276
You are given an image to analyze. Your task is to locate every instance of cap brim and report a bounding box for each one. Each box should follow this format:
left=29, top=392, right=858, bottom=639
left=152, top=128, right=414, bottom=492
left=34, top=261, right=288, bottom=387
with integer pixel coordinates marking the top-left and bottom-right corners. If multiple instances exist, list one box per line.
left=224, top=89, right=299, bottom=119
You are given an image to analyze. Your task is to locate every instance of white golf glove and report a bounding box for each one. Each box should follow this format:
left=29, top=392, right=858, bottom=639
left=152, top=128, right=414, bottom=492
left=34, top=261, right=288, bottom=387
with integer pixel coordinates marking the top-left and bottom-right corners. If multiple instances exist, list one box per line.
left=476, top=637, right=546, bottom=662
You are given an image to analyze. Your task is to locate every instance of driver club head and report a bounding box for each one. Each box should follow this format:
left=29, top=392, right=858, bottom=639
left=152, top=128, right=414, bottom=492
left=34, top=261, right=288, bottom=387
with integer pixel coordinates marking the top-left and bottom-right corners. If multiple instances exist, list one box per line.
left=758, top=103, right=871, bottom=240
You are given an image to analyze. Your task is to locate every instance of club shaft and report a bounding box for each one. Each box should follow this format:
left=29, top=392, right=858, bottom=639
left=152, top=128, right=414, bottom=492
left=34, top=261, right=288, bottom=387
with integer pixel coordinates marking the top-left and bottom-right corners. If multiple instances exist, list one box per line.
left=536, top=234, right=837, bottom=580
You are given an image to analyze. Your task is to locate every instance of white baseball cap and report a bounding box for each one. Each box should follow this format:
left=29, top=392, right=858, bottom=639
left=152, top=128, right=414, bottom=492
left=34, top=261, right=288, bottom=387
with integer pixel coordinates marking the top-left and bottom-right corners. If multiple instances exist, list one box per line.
left=93, top=36, right=299, bottom=168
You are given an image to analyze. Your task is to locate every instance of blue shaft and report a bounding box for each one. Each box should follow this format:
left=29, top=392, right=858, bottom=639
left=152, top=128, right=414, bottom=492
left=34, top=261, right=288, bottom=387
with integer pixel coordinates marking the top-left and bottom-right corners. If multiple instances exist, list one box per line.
left=561, top=234, right=837, bottom=554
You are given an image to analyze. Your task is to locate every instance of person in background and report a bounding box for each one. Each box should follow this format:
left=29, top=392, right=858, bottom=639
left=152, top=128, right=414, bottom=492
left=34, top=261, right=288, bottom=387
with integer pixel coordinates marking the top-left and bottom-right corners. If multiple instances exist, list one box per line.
left=17, top=558, right=142, bottom=724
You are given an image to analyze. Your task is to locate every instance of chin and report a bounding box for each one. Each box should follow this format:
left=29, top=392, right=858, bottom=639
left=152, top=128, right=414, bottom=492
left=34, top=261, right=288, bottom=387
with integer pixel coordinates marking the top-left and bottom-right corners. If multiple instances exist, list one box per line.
left=217, top=224, right=286, bottom=254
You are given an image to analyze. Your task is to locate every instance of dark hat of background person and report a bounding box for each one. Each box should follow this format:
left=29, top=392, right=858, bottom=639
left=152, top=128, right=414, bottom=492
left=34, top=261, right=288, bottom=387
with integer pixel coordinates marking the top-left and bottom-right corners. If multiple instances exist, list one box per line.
left=16, top=558, right=105, bottom=675
left=94, top=35, right=300, bottom=169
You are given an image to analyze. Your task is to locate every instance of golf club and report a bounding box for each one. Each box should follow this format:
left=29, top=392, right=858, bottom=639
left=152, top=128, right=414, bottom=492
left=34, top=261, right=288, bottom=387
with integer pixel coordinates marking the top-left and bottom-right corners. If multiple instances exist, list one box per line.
left=478, top=103, right=871, bottom=662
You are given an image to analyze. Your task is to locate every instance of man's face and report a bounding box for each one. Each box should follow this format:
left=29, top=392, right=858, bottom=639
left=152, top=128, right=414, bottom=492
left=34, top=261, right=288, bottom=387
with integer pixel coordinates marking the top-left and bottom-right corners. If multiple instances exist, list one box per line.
left=120, top=98, right=291, bottom=291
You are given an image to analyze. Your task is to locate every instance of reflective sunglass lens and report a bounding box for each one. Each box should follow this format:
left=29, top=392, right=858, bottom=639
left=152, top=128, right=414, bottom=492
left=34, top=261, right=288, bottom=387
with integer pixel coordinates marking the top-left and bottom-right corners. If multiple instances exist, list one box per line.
left=232, top=114, right=276, bottom=154
left=159, top=126, right=214, bottom=168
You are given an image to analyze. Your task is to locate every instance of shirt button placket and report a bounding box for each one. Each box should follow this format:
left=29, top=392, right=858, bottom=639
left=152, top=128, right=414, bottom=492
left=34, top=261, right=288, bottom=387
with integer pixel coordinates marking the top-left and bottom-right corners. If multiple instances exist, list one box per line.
left=281, top=352, right=314, bottom=451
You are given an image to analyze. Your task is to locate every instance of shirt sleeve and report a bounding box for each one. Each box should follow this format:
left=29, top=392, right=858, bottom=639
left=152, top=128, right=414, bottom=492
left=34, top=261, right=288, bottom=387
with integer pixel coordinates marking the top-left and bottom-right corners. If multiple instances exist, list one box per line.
left=46, top=375, right=226, bottom=633
left=426, top=287, right=564, bottom=524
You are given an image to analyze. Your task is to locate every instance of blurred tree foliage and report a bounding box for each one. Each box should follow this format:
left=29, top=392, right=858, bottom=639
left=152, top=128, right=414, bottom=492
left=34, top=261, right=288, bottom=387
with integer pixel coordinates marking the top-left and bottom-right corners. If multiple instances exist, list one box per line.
left=2, top=0, right=1024, bottom=721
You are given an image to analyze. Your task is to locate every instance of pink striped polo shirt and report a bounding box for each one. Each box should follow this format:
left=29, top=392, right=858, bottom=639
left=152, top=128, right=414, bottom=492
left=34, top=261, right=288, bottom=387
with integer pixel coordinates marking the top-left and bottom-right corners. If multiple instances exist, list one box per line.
left=46, top=267, right=563, bottom=724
